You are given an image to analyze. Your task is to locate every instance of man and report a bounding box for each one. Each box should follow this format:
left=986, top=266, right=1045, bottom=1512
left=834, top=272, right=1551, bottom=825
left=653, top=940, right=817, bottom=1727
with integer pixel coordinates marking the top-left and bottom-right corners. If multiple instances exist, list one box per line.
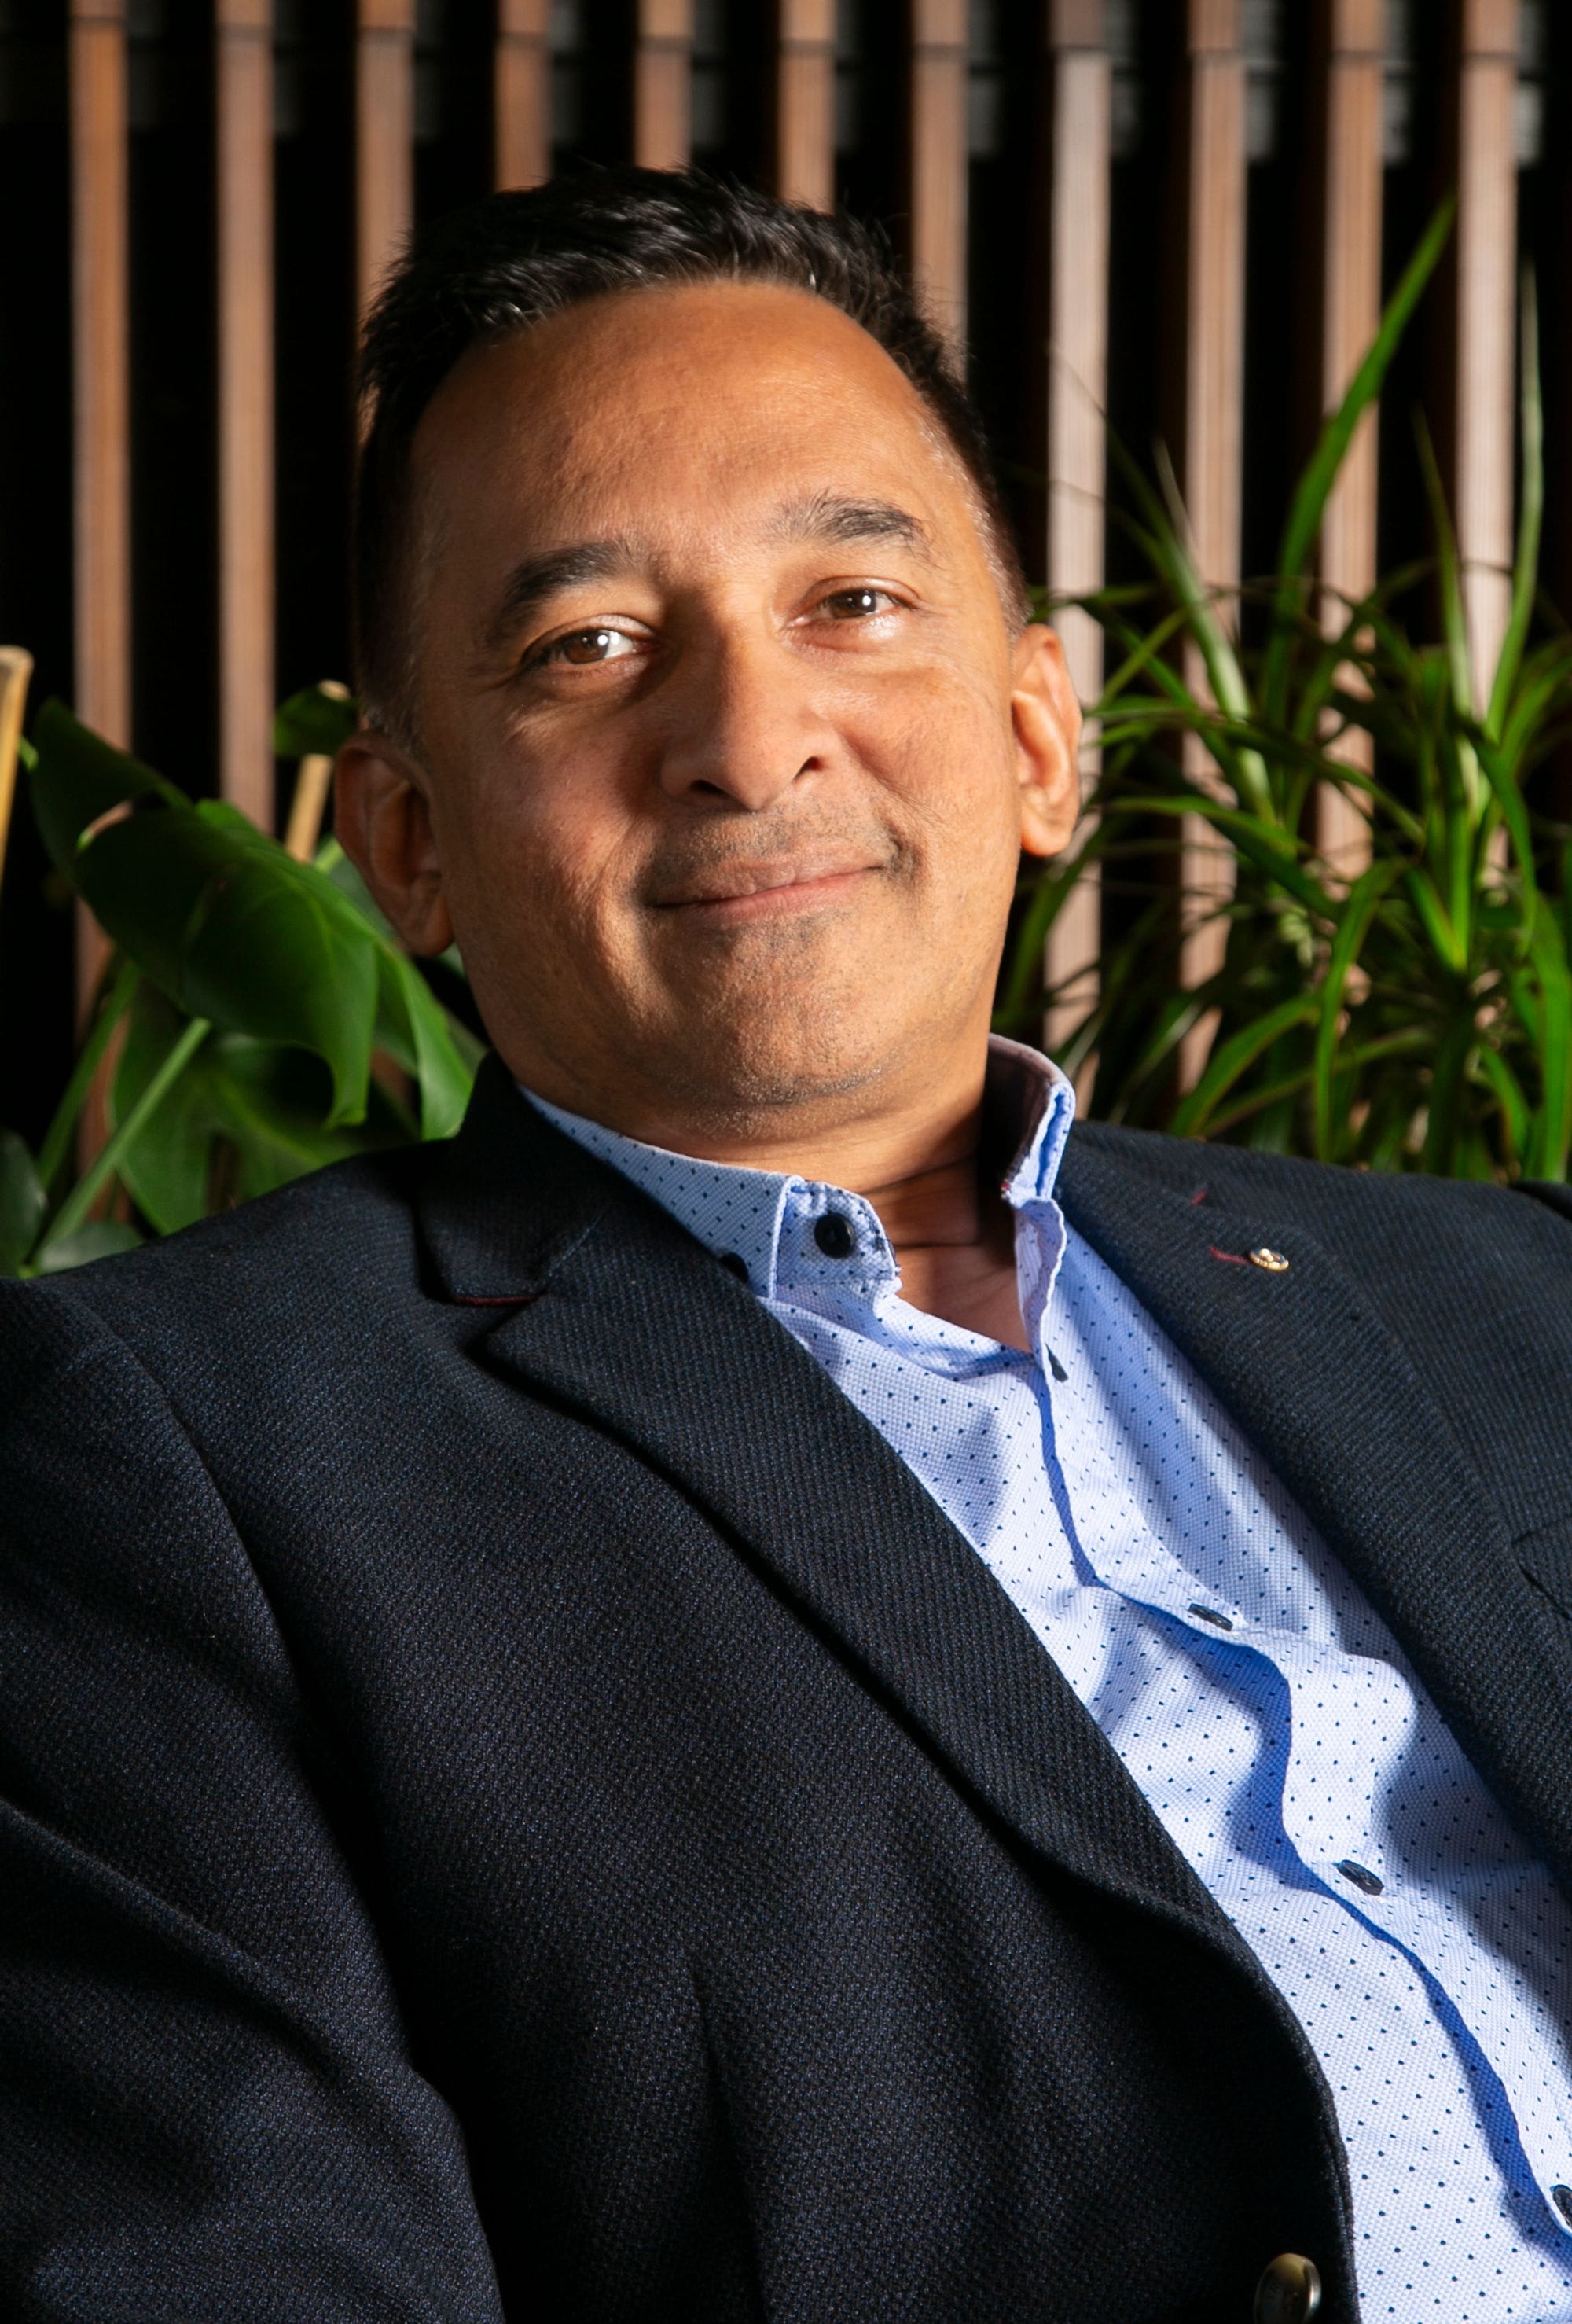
left=3, top=170, right=1572, bottom=2324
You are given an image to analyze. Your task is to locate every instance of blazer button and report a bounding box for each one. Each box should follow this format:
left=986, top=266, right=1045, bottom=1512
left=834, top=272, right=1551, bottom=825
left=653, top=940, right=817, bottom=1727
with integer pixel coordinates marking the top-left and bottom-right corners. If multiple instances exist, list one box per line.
left=1254, top=2252, right=1322, bottom=2323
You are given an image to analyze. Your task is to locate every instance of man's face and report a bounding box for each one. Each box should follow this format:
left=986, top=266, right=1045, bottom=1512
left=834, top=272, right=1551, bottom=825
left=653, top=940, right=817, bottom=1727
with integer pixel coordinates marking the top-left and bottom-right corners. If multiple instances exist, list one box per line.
left=342, top=281, right=1079, bottom=1142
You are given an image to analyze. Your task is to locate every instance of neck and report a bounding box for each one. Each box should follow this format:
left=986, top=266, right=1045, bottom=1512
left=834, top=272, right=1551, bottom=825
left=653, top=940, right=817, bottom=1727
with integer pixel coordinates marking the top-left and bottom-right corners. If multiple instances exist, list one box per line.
left=622, top=1048, right=1028, bottom=1351
left=861, top=1141, right=1027, bottom=1351
left=679, top=1085, right=1025, bottom=1351
left=512, top=1025, right=1034, bottom=1348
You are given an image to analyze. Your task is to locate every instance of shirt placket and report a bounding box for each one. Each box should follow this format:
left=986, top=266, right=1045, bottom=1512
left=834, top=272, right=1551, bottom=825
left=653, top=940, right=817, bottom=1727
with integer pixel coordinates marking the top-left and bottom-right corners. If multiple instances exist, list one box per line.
left=1269, top=1627, right=1572, bottom=2225
left=1056, top=1304, right=1572, bottom=2242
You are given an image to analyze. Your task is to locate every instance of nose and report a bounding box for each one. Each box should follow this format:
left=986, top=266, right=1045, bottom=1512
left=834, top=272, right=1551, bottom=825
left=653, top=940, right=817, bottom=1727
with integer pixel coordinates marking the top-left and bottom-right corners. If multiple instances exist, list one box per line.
left=655, top=630, right=836, bottom=813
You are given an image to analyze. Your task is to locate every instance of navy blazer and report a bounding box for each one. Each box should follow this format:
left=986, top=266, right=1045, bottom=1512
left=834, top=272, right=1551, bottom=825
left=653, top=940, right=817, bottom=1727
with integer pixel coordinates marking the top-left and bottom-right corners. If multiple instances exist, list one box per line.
left=2, top=1057, right=1570, bottom=2323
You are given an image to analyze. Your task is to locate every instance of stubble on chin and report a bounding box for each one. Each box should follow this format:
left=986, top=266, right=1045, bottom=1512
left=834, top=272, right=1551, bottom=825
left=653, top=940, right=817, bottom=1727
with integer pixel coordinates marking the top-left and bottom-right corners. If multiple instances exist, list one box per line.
left=633, top=910, right=933, bottom=1134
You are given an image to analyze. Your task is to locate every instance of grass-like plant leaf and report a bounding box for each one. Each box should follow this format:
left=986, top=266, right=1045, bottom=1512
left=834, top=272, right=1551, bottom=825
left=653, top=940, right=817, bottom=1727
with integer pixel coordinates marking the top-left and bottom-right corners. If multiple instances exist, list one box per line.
left=1011, top=222, right=1571, bottom=1187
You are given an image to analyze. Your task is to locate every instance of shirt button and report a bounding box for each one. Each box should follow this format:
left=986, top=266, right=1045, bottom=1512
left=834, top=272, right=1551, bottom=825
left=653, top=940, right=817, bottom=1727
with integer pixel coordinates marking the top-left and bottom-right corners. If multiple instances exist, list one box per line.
left=1188, top=1602, right=1235, bottom=1631
left=814, top=1213, right=858, bottom=1259
left=1552, top=2184, right=1572, bottom=2227
left=1254, top=2252, right=1321, bottom=2323
left=1335, top=1859, right=1384, bottom=1896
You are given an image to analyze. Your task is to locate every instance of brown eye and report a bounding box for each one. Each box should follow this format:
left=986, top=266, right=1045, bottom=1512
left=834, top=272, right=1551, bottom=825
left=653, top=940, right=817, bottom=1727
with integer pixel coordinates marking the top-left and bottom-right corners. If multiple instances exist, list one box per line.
left=558, top=629, right=615, bottom=664
left=825, top=589, right=885, bottom=619
left=527, top=626, right=641, bottom=673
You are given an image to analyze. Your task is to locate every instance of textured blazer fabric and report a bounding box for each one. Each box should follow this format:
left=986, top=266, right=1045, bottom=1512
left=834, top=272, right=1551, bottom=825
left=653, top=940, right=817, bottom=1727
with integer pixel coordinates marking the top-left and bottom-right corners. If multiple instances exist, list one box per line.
left=2, top=1057, right=1570, bottom=2323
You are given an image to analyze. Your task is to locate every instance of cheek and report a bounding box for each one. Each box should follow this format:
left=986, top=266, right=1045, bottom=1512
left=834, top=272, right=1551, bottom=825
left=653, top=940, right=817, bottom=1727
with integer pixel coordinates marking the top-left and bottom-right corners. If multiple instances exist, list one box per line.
left=858, top=667, right=1019, bottom=842
left=440, top=741, right=649, bottom=963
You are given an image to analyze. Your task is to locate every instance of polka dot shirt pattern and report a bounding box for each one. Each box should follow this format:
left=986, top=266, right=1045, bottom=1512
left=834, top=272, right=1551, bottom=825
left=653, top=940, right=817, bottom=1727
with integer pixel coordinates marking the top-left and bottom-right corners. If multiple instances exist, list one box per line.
left=530, top=1047, right=1572, bottom=2317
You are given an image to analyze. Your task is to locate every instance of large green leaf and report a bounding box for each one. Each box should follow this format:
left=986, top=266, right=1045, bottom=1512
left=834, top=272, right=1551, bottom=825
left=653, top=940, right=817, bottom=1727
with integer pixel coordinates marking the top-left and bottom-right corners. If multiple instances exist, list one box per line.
left=379, top=951, right=481, bottom=1137
left=32, top=1221, right=144, bottom=1274
left=72, top=797, right=378, bottom=1127
left=0, top=1131, right=45, bottom=1276
left=110, top=995, right=211, bottom=1232
left=322, top=839, right=481, bottom=1136
left=31, top=708, right=380, bottom=1124
left=28, top=697, right=184, bottom=878
left=112, top=990, right=413, bottom=1235
left=273, top=683, right=359, bottom=759
left=210, top=1042, right=413, bottom=1201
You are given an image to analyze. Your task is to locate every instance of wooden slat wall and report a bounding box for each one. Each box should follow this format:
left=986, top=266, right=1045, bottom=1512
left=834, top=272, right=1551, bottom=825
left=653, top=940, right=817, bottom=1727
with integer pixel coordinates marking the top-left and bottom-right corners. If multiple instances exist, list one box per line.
left=636, top=2, right=694, bottom=171
left=216, top=0, right=275, bottom=828
left=495, top=0, right=552, bottom=191
left=1317, top=0, right=1384, bottom=878
left=68, top=0, right=130, bottom=1013
left=356, top=0, right=417, bottom=321
left=1177, top=0, right=1247, bottom=1090
left=31, top=9, right=1550, bottom=1081
left=1043, top=0, right=1111, bottom=1072
left=909, top=0, right=968, bottom=351
left=1455, top=0, right=1520, bottom=707
left=68, top=0, right=130, bottom=758
left=777, top=0, right=836, bottom=210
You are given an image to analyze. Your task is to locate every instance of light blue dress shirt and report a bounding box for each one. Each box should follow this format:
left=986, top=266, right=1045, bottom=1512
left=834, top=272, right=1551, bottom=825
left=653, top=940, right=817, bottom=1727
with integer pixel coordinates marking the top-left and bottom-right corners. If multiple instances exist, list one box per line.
left=529, top=1040, right=1572, bottom=2318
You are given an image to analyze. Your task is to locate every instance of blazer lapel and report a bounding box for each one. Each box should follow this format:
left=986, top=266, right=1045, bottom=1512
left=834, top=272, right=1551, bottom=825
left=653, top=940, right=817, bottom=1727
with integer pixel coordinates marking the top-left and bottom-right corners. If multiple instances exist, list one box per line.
left=417, top=1067, right=1260, bottom=1955
left=1056, top=1127, right=1572, bottom=1896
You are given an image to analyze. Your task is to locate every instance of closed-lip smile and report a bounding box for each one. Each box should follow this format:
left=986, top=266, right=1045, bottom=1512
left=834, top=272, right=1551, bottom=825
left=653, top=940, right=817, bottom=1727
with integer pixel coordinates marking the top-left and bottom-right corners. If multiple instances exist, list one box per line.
left=652, top=854, right=883, bottom=919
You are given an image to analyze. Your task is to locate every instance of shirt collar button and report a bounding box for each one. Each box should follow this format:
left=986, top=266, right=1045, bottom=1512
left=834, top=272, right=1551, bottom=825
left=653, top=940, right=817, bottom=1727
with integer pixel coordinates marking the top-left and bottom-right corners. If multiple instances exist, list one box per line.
left=814, top=1213, right=858, bottom=1259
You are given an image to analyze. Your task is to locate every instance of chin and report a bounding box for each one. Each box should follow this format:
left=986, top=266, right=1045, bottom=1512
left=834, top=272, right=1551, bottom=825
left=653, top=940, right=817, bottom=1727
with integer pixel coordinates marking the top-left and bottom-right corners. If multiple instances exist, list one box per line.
left=655, top=1009, right=892, bottom=1124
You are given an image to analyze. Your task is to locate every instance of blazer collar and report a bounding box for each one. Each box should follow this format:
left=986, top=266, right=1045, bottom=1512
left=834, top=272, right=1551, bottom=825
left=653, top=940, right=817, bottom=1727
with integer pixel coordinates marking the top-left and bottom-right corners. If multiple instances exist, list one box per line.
left=417, top=1060, right=1572, bottom=1908
left=417, top=1056, right=617, bottom=1302
left=418, top=1063, right=1263, bottom=1941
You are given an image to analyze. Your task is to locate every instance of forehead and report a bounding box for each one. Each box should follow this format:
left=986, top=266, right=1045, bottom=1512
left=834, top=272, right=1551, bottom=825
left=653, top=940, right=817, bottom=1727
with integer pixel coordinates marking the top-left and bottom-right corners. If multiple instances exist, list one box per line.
left=408, top=281, right=980, bottom=562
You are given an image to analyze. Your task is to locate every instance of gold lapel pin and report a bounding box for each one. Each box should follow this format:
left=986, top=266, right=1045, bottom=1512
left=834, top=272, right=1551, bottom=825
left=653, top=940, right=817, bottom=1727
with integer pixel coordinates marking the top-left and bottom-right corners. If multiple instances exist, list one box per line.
left=1249, top=1247, right=1291, bottom=1272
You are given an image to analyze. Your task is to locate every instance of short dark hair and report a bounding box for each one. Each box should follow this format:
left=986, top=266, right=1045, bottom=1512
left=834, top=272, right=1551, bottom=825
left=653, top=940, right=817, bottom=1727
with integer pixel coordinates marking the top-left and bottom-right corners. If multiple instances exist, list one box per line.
left=353, top=165, right=1025, bottom=740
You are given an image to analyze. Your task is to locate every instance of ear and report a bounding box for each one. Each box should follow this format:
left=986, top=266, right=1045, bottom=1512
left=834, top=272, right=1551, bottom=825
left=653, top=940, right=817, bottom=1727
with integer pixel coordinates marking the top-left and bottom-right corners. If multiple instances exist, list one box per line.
left=1010, top=623, right=1082, bottom=859
left=333, top=730, right=454, bottom=958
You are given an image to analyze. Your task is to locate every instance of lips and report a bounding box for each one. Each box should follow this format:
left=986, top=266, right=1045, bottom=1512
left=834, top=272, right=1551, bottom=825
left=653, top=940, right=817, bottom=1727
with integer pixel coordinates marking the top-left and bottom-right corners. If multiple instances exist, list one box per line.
left=649, top=853, right=882, bottom=910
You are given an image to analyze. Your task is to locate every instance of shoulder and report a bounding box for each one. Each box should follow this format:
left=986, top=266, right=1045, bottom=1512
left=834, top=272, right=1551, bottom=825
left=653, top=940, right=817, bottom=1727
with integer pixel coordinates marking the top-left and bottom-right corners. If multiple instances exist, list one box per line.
left=1062, top=1123, right=1572, bottom=1524
left=0, top=1142, right=443, bottom=1432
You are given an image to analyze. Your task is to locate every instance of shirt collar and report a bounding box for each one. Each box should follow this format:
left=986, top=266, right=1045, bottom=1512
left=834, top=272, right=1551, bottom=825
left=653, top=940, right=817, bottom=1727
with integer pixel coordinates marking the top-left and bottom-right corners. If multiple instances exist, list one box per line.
left=522, top=1036, right=1074, bottom=1308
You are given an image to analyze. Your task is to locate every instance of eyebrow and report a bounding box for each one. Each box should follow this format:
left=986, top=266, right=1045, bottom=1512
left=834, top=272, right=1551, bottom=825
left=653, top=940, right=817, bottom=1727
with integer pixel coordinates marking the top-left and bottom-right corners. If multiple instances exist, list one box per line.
left=479, top=494, right=935, bottom=656
left=481, top=537, right=643, bottom=655
left=766, top=491, right=935, bottom=558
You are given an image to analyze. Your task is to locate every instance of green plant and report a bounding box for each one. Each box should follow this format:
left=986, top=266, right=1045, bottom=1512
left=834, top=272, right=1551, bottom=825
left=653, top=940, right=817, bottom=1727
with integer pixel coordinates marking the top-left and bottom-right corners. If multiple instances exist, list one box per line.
left=1004, top=200, right=1572, bottom=1184
left=0, top=692, right=482, bottom=1278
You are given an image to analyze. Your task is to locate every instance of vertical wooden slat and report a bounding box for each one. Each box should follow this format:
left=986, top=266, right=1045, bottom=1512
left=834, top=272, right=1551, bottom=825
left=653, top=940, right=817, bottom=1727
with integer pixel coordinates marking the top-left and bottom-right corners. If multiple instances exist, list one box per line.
left=1317, top=0, right=1384, bottom=878
left=495, top=0, right=552, bottom=190
left=635, top=0, right=694, bottom=170
left=1455, top=0, right=1519, bottom=704
left=357, top=0, right=416, bottom=320
left=0, top=649, right=34, bottom=877
left=216, top=0, right=275, bottom=829
left=1043, top=0, right=1111, bottom=1074
left=1177, top=0, right=1247, bottom=1091
left=909, top=0, right=968, bottom=350
left=777, top=0, right=836, bottom=210
left=68, top=0, right=130, bottom=1018
left=284, top=682, right=352, bottom=863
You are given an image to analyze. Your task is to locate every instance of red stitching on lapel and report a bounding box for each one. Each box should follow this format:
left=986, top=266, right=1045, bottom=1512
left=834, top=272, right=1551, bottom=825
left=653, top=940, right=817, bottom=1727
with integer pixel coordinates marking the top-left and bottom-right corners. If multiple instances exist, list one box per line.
left=1207, top=1245, right=1250, bottom=1266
